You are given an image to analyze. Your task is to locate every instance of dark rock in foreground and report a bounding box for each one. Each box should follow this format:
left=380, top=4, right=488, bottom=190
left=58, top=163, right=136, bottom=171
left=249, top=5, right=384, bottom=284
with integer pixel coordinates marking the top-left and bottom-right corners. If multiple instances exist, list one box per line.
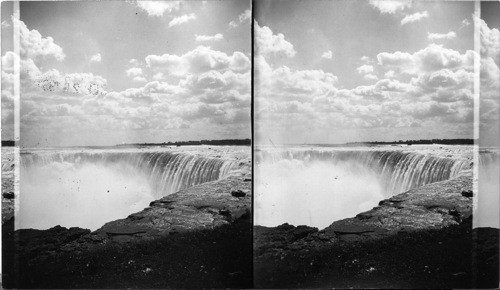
left=231, top=189, right=246, bottom=197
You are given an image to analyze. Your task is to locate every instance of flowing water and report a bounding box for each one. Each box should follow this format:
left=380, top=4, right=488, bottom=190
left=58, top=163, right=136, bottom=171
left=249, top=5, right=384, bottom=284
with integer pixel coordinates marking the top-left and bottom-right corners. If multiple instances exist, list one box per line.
left=17, top=146, right=246, bottom=230
left=255, top=145, right=474, bottom=229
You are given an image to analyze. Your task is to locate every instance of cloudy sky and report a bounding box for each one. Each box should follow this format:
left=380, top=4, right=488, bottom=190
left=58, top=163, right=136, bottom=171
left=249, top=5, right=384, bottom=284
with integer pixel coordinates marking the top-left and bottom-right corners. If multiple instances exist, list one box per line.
left=1, top=0, right=251, bottom=147
left=255, top=0, right=499, bottom=145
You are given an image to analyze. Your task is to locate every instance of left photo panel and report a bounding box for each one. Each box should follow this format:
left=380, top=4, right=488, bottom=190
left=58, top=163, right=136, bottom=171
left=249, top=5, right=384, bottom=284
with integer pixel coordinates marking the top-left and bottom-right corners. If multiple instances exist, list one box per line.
left=1, top=0, right=252, bottom=288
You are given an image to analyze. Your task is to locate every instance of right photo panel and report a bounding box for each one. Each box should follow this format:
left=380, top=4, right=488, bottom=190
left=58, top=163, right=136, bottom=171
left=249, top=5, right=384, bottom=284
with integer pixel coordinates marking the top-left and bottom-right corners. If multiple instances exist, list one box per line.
left=254, top=0, right=499, bottom=288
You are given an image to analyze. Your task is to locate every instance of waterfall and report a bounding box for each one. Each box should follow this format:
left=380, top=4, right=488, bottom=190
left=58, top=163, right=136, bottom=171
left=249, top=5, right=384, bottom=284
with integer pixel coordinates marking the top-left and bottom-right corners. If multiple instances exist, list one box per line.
left=20, top=150, right=238, bottom=198
left=255, top=148, right=472, bottom=196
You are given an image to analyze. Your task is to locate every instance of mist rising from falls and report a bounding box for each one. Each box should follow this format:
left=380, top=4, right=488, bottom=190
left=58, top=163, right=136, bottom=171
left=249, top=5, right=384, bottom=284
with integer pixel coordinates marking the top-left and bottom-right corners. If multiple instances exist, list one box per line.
left=19, top=150, right=237, bottom=230
left=476, top=151, right=500, bottom=228
left=256, top=159, right=384, bottom=229
left=255, top=147, right=472, bottom=229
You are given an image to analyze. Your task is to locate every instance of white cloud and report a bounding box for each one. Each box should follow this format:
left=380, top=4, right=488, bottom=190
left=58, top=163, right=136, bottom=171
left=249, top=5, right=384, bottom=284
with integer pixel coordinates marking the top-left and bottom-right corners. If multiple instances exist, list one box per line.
left=255, top=28, right=476, bottom=144
left=377, top=43, right=475, bottom=75
left=229, top=9, right=251, bottom=28
left=461, top=18, right=471, bottom=27
left=133, top=76, right=147, bottom=83
left=321, top=50, right=333, bottom=60
left=16, top=18, right=65, bottom=61
left=401, top=11, right=429, bottom=25
left=1, top=20, right=10, bottom=28
left=476, top=17, right=500, bottom=145
left=477, top=17, right=499, bottom=63
left=364, top=74, right=378, bottom=81
left=153, top=72, right=164, bottom=80
left=255, top=22, right=296, bottom=58
left=195, top=33, right=224, bottom=42
left=369, top=0, right=411, bottom=14
left=126, top=67, right=143, bottom=77
left=361, top=56, right=371, bottom=63
left=8, top=17, right=250, bottom=146
left=427, top=31, right=456, bottom=41
left=90, top=53, right=102, bottom=62
left=357, top=64, right=374, bottom=74
left=168, top=13, right=196, bottom=27
left=146, top=46, right=251, bottom=76
left=136, top=1, right=180, bottom=17
left=384, top=70, right=396, bottom=78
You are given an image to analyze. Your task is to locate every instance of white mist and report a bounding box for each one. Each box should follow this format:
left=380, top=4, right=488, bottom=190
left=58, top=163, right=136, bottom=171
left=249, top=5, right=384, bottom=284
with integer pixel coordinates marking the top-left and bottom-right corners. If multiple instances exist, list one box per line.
left=19, top=161, right=153, bottom=231
left=255, top=159, right=385, bottom=229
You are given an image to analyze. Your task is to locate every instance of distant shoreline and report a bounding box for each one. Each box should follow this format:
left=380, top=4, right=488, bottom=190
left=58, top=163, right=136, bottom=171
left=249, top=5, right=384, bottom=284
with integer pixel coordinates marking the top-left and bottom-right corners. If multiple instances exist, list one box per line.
left=308, top=138, right=474, bottom=147
left=115, top=138, right=251, bottom=147
left=1, top=138, right=475, bottom=148
left=259, top=139, right=475, bottom=147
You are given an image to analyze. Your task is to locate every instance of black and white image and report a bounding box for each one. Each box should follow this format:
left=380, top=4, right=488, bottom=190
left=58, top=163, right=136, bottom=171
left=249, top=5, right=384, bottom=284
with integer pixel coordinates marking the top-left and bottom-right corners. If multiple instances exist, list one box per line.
left=1, top=1, right=252, bottom=288
left=254, top=0, right=499, bottom=288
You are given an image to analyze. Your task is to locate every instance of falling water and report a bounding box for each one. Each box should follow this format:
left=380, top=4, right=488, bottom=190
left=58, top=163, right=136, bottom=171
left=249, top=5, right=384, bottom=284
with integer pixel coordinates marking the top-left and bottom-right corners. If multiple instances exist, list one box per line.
left=255, top=146, right=472, bottom=228
left=20, top=150, right=237, bottom=198
left=256, top=148, right=471, bottom=196
left=17, top=148, right=240, bottom=230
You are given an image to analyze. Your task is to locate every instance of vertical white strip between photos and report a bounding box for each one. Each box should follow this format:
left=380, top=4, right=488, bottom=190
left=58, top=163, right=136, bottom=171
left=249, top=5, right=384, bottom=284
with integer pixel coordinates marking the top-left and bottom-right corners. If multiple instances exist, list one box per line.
left=0, top=0, right=3, bottom=274
left=13, top=1, right=20, bottom=230
left=472, top=1, right=480, bottom=228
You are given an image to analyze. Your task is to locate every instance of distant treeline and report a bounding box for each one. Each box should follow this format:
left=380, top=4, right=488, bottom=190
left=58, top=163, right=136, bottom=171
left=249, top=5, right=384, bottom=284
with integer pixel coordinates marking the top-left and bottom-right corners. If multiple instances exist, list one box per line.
left=117, top=139, right=251, bottom=147
left=1, top=140, right=15, bottom=147
left=346, top=139, right=474, bottom=146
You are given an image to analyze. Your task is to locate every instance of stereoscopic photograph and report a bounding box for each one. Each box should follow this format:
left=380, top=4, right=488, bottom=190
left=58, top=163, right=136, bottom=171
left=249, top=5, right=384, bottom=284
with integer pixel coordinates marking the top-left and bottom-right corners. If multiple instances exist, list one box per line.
left=254, top=0, right=499, bottom=288
left=1, top=0, right=251, bottom=288
left=1, top=0, right=499, bottom=289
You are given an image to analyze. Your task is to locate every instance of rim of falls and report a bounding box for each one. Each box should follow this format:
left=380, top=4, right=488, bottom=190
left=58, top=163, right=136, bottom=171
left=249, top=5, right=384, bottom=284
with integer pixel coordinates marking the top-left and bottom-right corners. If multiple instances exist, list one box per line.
left=255, top=145, right=474, bottom=229
left=17, top=146, right=247, bottom=230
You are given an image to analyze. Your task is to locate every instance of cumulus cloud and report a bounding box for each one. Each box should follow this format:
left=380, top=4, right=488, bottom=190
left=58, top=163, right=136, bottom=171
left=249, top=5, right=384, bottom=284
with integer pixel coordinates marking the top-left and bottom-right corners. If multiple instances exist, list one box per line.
left=195, top=33, right=224, bottom=42
left=255, top=23, right=476, bottom=144
left=229, top=9, right=251, bottom=28
left=168, top=13, right=196, bottom=27
left=476, top=17, right=500, bottom=145
left=136, top=1, right=180, bottom=17
left=16, top=17, right=65, bottom=61
left=133, top=76, right=147, bottom=83
left=377, top=44, right=475, bottom=75
left=369, top=0, right=411, bottom=14
left=357, top=64, right=374, bottom=74
left=321, top=50, right=333, bottom=60
left=401, top=11, right=429, bottom=25
left=9, top=18, right=250, bottom=146
left=255, top=22, right=296, bottom=58
left=146, top=46, right=250, bottom=76
left=364, top=74, right=378, bottom=81
left=126, top=67, right=143, bottom=77
left=427, top=31, right=456, bottom=41
left=90, top=53, right=102, bottom=62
